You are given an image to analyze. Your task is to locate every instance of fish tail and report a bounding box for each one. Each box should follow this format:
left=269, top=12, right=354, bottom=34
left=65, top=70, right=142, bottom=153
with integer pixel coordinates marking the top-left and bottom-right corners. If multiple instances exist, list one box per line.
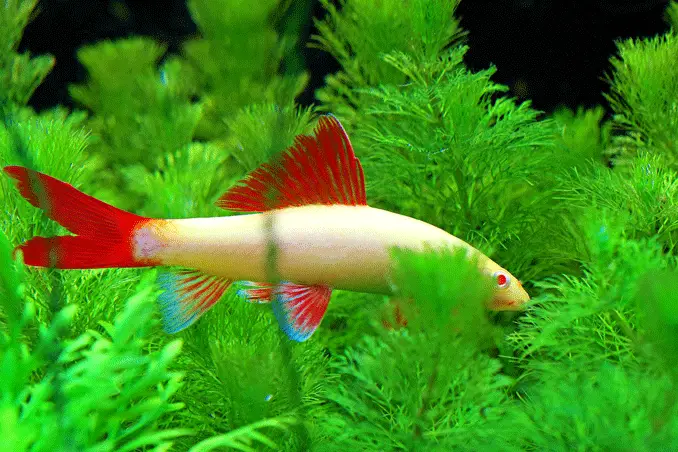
left=4, top=166, right=159, bottom=269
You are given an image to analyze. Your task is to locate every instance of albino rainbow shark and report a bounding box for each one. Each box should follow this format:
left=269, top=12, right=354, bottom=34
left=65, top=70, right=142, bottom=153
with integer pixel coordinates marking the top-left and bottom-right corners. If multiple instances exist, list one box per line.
left=4, top=115, right=529, bottom=341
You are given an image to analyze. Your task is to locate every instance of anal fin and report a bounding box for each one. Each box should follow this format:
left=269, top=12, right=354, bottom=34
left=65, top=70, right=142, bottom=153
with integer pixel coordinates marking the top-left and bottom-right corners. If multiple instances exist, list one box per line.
left=272, top=283, right=332, bottom=342
left=237, top=281, right=333, bottom=341
left=158, top=269, right=232, bottom=333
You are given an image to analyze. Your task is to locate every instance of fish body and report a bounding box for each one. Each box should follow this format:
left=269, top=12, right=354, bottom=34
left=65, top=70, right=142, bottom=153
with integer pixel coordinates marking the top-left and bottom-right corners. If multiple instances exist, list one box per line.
left=137, top=204, right=483, bottom=294
left=4, top=115, right=529, bottom=341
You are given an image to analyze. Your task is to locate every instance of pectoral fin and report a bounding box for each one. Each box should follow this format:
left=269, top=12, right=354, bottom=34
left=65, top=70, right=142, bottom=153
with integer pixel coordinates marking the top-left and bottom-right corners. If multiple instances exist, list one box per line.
left=158, top=269, right=232, bottom=333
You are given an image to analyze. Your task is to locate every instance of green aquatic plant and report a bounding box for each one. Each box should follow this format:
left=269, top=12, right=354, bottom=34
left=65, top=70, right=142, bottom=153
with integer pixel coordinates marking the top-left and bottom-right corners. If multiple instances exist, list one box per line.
left=68, top=0, right=311, bottom=212
left=0, top=0, right=54, bottom=110
left=317, top=249, right=512, bottom=451
left=552, top=105, right=612, bottom=165
left=69, top=37, right=202, bottom=169
left=182, top=0, right=309, bottom=140
left=313, top=0, right=466, bottom=125
left=2, top=0, right=678, bottom=450
left=0, top=230, right=190, bottom=451
left=606, top=31, right=678, bottom=169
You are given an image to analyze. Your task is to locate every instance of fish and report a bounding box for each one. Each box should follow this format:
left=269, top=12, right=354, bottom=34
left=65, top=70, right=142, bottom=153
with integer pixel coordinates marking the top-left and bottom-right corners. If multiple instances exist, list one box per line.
left=3, top=115, right=529, bottom=341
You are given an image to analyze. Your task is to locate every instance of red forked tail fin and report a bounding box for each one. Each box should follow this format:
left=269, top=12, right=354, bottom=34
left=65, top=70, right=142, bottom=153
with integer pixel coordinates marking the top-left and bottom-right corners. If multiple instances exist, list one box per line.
left=4, top=166, right=156, bottom=269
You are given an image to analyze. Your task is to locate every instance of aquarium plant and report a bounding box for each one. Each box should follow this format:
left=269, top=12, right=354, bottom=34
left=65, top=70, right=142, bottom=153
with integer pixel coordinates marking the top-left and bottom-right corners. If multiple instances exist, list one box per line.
left=2, top=0, right=678, bottom=450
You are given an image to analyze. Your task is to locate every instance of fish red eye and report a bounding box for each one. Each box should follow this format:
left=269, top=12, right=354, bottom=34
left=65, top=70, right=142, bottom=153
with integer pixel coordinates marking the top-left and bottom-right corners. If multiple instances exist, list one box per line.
left=493, top=271, right=510, bottom=289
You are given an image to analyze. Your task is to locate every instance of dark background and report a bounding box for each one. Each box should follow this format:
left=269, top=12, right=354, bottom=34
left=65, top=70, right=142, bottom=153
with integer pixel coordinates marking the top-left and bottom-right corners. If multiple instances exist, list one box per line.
left=19, top=0, right=672, bottom=115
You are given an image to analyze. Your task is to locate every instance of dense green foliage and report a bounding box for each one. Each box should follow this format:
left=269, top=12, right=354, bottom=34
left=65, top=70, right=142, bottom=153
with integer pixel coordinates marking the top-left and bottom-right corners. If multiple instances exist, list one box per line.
left=2, top=0, right=678, bottom=450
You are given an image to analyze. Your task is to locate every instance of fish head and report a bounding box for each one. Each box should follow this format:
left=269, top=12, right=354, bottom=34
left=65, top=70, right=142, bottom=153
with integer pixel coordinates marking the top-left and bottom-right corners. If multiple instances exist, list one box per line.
left=481, top=261, right=530, bottom=311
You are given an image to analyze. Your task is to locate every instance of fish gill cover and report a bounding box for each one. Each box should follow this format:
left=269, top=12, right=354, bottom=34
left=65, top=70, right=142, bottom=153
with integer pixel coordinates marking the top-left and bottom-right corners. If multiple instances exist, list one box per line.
left=1, top=0, right=678, bottom=450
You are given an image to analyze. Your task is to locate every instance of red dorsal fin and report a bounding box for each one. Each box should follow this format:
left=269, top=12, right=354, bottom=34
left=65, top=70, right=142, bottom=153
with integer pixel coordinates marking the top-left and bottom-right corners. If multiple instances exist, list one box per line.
left=217, top=115, right=367, bottom=212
